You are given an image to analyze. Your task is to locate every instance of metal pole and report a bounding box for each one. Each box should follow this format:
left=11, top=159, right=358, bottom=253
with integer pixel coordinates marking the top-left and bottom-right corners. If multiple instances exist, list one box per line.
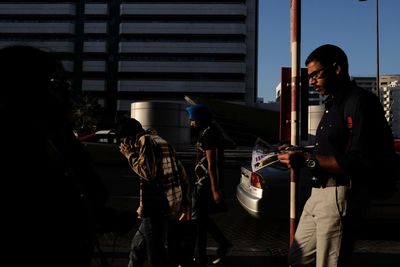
left=376, top=0, right=380, bottom=100
left=359, top=0, right=380, bottom=99
left=290, top=0, right=301, bottom=246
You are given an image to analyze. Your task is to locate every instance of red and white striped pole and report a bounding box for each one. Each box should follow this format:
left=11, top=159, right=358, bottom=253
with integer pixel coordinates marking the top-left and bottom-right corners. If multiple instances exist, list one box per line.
left=290, top=0, right=301, bottom=246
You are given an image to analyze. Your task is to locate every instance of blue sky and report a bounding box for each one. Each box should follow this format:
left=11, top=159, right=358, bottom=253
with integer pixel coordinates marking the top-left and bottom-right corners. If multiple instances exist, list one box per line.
left=258, top=0, right=400, bottom=102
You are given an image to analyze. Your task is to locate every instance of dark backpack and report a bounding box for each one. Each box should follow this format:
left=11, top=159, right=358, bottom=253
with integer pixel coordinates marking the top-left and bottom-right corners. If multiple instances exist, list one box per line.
left=343, top=88, right=400, bottom=200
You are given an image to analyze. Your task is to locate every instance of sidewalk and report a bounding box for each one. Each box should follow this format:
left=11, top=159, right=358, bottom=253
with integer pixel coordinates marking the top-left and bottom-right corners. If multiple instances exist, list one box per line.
left=95, top=229, right=400, bottom=267
left=95, top=197, right=400, bottom=267
left=94, top=247, right=400, bottom=267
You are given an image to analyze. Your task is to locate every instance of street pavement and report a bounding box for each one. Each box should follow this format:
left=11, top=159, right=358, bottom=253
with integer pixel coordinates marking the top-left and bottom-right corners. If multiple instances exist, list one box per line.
left=92, top=149, right=400, bottom=267
left=94, top=198, right=400, bottom=267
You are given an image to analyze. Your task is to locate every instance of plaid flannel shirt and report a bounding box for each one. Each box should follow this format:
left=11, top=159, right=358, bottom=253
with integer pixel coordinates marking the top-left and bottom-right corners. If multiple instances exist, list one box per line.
left=128, top=129, right=188, bottom=218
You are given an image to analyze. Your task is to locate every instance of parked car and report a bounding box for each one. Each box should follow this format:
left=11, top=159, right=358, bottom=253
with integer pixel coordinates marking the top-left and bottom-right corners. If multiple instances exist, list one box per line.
left=236, top=140, right=400, bottom=224
left=236, top=160, right=313, bottom=219
left=78, top=130, right=125, bottom=163
left=78, top=129, right=118, bottom=144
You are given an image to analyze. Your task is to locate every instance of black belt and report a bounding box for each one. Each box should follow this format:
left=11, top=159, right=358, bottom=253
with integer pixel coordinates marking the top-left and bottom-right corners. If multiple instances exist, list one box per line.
left=311, top=176, right=351, bottom=188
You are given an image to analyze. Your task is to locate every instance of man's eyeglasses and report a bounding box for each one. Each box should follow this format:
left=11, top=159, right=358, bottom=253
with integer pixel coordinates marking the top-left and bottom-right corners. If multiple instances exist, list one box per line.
left=308, top=68, right=325, bottom=81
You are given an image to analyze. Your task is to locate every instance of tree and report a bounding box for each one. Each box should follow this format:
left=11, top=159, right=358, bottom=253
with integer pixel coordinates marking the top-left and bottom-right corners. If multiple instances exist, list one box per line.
left=71, top=92, right=104, bottom=136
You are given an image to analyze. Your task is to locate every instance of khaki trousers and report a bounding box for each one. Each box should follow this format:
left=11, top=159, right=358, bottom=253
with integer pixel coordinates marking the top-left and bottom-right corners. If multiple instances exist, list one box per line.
left=288, top=186, right=351, bottom=267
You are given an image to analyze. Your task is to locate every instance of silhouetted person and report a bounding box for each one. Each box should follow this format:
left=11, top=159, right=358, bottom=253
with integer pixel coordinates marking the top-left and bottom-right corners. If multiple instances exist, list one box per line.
left=186, top=104, right=233, bottom=266
left=0, top=45, right=129, bottom=267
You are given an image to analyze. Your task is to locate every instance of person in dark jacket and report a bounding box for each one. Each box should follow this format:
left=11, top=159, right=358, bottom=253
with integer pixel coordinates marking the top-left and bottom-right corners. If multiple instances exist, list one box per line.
left=0, top=45, right=130, bottom=267
left=186, top=104, right=233, bottom=266
left=278, top=44, right=395, bottom=267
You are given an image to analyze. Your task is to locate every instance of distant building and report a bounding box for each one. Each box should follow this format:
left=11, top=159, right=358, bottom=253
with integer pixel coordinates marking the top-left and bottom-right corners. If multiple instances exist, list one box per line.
left=380, top=75, right=400, bottom=90
left=308, top=86, right=324, bottom=105
left=353, top=75, right=400, bottom=137
left=352, top=76, right=376, bottom=93
left=0, top=1, right=258, bottom=126
left=274, top=78, right=323, bottom=105
left=275, top=82, right=282, bottom=100
left=352, top=75, right=400, bottom=98
left=382, top=80, right=400, bottom=138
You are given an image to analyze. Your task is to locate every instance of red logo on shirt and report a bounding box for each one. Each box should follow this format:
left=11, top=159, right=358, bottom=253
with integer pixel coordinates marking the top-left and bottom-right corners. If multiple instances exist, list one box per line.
left=346, top=116, right=353, bottom=129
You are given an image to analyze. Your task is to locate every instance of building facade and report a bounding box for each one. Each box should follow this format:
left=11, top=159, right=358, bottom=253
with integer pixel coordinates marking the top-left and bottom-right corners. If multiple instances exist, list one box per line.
left=382, top=80, right=400, bottom=138
left=0, top=0, right=258, bottom=126
left=353, top=75, right=400, bottom=137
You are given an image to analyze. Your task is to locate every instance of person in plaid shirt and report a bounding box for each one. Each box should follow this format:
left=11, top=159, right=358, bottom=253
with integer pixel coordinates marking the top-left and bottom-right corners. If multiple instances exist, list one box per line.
left=118, top=118, right=189, bottom=267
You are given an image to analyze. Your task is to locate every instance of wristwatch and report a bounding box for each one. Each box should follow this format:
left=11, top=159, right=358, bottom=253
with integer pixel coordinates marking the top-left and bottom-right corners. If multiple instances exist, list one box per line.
left=306, top=157, right=319, bottom=170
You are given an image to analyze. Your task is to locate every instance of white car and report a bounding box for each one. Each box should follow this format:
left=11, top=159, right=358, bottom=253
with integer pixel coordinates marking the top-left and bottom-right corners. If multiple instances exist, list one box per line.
left=236, top=160, right=313, bottom=219
left=236, top=143, right=400, bottom=231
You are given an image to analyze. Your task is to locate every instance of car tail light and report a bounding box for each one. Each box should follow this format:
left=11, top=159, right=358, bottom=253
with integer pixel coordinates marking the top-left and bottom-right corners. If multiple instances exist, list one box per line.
left=250, top=172, right=264, bottom=189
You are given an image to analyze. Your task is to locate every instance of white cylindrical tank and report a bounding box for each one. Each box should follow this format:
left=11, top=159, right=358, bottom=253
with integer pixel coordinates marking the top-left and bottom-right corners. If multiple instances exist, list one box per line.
left=131, top=101, right=191, bottom=149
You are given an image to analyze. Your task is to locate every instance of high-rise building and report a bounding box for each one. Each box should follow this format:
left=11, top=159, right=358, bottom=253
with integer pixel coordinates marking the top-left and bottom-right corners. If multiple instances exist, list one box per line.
left=352, top=76, right=376, bottom=93
left=351, top=75, right=400, bottom=137
left=0, top=1, right=258, bottom=126
left=382, top=80, right=400, bottom=138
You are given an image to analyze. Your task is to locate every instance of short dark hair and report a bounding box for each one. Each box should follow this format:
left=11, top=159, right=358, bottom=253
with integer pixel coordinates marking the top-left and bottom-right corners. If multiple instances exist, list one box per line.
left=117, top=118, right=144, bottom=138
left=305, top=44, right=349, bottom=74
